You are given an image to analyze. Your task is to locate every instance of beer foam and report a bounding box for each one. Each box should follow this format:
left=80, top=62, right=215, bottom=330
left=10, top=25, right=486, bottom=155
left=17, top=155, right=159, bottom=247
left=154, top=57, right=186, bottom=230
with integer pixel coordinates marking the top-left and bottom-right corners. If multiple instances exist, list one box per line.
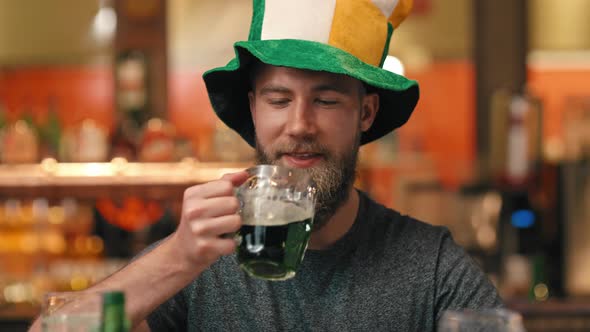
left=241, top=198, right=314, bottom=226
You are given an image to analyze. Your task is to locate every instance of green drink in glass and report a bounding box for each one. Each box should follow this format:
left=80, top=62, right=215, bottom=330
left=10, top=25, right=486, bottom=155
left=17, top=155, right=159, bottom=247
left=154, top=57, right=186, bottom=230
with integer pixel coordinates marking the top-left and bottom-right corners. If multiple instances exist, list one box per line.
left=236, top=165, right=316, bottom=281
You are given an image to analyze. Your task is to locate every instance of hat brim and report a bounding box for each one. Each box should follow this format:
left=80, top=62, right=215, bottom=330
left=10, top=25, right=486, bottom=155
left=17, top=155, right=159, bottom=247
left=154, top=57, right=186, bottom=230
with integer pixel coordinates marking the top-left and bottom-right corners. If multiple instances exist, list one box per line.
left=203, top=39, right=419, bottom=147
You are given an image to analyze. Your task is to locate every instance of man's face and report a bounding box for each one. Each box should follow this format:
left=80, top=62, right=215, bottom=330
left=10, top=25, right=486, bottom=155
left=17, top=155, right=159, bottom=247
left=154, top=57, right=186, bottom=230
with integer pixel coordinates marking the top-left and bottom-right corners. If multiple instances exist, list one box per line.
left=248, top=65, right=379, bottom=228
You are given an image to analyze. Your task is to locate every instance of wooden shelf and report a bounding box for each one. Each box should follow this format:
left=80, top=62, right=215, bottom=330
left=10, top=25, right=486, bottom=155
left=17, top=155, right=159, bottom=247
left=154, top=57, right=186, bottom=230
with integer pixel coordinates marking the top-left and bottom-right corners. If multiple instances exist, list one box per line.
left=0, top=160, right=250, bottom=200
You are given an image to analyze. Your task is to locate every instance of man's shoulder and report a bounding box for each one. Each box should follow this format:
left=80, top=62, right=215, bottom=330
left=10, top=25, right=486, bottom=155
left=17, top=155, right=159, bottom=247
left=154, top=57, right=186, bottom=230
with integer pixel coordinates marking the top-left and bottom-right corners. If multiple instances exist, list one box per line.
left=360, top=191, right=450, bottom=241
left=356, top=192, right=452, bottom=263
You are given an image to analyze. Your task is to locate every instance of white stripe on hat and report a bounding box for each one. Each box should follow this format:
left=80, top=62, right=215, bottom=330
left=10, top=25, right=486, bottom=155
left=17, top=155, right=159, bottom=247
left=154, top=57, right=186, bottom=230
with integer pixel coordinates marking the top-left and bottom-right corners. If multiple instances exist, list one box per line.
left=260, top=0, right=337, bottom=43
left=370, top=0, right=400, bottom=18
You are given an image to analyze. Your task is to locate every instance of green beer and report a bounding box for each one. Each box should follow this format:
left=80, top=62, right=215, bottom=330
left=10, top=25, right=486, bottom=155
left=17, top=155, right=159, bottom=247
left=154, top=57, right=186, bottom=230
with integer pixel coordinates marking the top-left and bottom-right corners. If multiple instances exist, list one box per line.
left=237, top=216, right=313, bottom=280
left=236, top=165, right=316, bottom=281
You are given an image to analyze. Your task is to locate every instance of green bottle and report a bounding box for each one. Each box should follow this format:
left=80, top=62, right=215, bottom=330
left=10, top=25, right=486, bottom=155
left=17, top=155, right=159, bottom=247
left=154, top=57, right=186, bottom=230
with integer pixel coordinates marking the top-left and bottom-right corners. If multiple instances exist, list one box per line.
left=101, top=291, right=130, bottom=332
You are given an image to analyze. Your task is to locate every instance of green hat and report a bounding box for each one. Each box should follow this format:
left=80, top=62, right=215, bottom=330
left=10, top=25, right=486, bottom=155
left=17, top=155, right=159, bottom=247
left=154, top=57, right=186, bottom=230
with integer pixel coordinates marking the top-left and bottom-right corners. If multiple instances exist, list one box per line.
left=203, top=0, right=420, bottom=146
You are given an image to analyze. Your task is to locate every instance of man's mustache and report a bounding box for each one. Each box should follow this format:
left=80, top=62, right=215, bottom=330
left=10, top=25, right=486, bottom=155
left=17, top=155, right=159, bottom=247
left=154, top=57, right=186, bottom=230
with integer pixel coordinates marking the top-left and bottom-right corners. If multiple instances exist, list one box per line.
left=267, top=140, right=331, bottom=158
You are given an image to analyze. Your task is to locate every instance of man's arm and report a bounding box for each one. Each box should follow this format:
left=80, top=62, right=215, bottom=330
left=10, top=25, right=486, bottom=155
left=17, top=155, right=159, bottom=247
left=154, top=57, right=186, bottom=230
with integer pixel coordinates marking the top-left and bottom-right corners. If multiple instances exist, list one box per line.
left=28, top=171, right=248, bottom=331
left=134, top=320, right=151, bottom=331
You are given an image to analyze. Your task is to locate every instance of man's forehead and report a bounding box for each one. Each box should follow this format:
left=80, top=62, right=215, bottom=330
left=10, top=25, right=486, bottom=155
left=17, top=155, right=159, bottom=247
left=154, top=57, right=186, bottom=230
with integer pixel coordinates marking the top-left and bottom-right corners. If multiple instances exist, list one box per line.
left=253, top=63, right=361, bottom=90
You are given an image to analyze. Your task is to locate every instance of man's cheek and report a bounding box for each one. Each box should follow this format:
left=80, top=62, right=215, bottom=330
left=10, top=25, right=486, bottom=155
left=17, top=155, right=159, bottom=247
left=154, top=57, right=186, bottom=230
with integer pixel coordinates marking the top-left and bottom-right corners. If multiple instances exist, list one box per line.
left=254, top=128, right=277, bottom=152
left=256, top=113, right=285, bottom=134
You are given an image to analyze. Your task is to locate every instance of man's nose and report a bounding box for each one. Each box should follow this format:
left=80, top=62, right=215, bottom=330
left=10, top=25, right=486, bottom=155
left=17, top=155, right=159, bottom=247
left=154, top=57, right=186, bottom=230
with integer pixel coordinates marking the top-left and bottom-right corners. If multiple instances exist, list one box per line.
left=284, top=100, right=317, bottom=138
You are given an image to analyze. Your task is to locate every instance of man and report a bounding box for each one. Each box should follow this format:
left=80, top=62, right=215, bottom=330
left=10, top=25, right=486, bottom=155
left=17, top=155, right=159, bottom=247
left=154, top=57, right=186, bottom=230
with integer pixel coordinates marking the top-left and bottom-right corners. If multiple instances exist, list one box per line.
left=30, top=0, right=502, bottom=331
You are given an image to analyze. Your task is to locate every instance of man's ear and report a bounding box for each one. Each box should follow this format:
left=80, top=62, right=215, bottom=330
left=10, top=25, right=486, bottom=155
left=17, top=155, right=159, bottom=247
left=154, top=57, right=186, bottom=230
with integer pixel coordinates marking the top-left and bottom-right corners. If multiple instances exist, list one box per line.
left=360, top=93, right=379, bottom=132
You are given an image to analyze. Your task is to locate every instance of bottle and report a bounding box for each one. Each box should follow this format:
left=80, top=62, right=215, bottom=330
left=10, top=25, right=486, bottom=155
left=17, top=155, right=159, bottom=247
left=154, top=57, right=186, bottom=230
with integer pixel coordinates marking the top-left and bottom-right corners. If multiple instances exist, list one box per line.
left=76, top=119, right=109, bottom=162
left=38, top=96, right=62, bottom=160
left=138, top=118, right=175, bottom=162
left=0, top=101, right=6, bottom=129
left=111, top=50, right=151, bottom=161
left=488, top=89, right=543, bottom=189
left=0, top=103, right=6, bottom=162
left=101, top=291, right=129, bottom=332
left=498, top=190, right=541, bottom=298
left=532, top=157, right=565, bottom=298
left=115, top=50, right=150, bottom=128
left=1, top=119, right=39, bottom=163
left=110, top=121, right=137, bottom=161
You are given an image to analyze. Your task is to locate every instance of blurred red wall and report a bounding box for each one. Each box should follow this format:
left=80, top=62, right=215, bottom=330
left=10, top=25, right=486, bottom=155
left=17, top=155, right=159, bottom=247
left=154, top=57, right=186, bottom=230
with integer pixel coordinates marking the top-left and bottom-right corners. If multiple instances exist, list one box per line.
left=0, top=66, right=114, bottom=131
left=1, top=62, right=588, bottom=181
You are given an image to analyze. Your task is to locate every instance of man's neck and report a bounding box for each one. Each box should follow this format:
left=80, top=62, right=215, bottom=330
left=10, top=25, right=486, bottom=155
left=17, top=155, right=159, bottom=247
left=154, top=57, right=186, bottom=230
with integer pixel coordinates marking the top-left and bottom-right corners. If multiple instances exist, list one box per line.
left=308, top=188, right=359, bottom=250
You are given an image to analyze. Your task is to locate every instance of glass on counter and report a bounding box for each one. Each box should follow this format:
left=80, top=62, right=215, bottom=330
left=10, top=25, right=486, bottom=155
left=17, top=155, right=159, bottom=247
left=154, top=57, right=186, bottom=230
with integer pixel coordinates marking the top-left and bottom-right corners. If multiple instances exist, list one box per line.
left=41, top=291, right=101, bottom=332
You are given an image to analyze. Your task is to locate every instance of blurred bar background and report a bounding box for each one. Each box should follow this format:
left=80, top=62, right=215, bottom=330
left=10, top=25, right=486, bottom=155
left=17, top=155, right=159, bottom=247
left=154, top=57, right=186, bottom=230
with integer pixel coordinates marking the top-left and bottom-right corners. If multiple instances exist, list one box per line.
left=1, top=0, right=590, bottom=331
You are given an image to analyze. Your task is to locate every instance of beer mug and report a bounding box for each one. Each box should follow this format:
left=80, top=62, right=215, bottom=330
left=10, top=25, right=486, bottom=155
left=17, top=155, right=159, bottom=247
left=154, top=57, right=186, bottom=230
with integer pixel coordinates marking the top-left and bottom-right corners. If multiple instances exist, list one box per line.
left=236, top=165, right=316, bottom=281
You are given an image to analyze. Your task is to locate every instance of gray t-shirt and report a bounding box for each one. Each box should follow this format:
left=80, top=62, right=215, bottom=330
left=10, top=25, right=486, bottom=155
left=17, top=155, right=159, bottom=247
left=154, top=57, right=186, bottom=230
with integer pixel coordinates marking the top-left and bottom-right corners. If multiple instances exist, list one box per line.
left=147, top=191, right=503, bottom=331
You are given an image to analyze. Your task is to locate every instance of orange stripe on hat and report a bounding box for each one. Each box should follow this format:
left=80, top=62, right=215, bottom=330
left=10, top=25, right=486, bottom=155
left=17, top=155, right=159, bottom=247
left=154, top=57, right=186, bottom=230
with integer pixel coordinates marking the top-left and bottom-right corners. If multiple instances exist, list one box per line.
left=328, top=0, right=388, bottom=67
left=389, top=0, right=413, bottom=28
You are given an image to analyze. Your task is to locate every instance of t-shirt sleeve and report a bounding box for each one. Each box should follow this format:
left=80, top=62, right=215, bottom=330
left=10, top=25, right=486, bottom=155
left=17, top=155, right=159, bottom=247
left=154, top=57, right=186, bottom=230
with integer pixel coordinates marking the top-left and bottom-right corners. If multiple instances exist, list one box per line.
left=434, top=230, right=504, bottom=321
left=147, top=290, right=188, bottom=331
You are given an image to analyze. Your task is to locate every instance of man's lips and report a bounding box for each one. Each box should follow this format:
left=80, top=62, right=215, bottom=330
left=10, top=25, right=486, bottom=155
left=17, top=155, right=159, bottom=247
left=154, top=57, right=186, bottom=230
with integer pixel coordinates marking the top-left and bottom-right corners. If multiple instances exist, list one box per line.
left=281, top=152, right=323, bottom=168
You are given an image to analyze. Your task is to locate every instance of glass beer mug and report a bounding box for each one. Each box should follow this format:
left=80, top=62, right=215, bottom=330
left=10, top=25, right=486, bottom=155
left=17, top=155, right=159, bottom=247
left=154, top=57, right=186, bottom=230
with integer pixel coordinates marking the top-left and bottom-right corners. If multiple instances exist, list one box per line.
left=236, top=165, right=316, bottom=281
left=41, top=291, right=101, bottom=332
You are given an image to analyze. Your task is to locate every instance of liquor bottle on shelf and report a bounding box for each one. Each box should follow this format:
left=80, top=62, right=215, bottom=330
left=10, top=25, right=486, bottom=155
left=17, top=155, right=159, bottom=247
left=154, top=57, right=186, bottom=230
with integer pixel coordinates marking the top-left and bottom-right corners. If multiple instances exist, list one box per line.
left=501, top=114, right=565, bottom=301
left=489, top=89, right=543, bottom=189
left=0, top=103, right=5, bottom=162
left=116, top=50, right=150, bottom=129
left=1, top=119, right=39, bottom=164
left=490, top=88, right=561, bottom=300
left=533, top=158, right=565, bottom=298
left=37, top=96, right=62, bottom=160
left=0, top=101, right=6, bottom=128
left=112, top=50, right=151, bottom=162
left=77, top=119, right=109, bottom=162
left=498, top=190, right=543, bottom=299
left=138, top=118, right=176, bottom=162
left=59, top=119, right=109, bottom=162
left=110, top=120, right=138, bottom=161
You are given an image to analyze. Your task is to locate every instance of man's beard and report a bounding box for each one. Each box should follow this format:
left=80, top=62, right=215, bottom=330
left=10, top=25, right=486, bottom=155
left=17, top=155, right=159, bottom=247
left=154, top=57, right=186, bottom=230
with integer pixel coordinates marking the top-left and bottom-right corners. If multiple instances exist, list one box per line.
left=255, top=133, right=361, bottom=230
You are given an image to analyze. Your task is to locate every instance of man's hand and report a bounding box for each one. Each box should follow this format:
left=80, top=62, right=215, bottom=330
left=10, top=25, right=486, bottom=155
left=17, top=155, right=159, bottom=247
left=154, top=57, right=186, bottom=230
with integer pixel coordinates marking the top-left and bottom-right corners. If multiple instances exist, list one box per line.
left=170, top=171, right=249, bottom=273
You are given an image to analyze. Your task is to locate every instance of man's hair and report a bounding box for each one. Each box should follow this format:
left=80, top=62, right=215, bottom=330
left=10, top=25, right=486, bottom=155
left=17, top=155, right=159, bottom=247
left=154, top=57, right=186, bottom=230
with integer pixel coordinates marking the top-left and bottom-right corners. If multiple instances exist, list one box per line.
left=247, top=59, right=265, bottom=92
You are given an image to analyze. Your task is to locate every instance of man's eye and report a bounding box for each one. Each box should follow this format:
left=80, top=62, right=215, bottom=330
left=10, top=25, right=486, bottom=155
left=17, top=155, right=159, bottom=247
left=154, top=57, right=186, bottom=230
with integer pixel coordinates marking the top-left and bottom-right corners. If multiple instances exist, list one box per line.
left=268, top=99, right=290, bottom=106
left=316, top=99, right=338, bottom=106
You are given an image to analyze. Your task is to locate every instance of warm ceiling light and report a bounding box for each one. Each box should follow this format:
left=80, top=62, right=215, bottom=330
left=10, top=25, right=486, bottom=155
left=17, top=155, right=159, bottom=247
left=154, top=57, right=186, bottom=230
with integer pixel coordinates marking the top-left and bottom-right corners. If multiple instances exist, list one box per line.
left=382, top=55, right=405, bottom=76
left=93, top=7, right=117, bottom=41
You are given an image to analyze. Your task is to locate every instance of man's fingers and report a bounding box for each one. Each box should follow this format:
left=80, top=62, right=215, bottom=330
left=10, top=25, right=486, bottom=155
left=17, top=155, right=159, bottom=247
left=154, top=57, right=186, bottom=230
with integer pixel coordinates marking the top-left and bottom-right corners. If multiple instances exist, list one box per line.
left=194, top=238, right=238, bottom=259
left=183, top=196, right=240, bottom=220
left=183, top=171, right=249, bottom=200
left=190, top=214, right=242, bottom=237
left=184, top=179, right=235, bottom=200
left=221, top=171, right=250, bottom=187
